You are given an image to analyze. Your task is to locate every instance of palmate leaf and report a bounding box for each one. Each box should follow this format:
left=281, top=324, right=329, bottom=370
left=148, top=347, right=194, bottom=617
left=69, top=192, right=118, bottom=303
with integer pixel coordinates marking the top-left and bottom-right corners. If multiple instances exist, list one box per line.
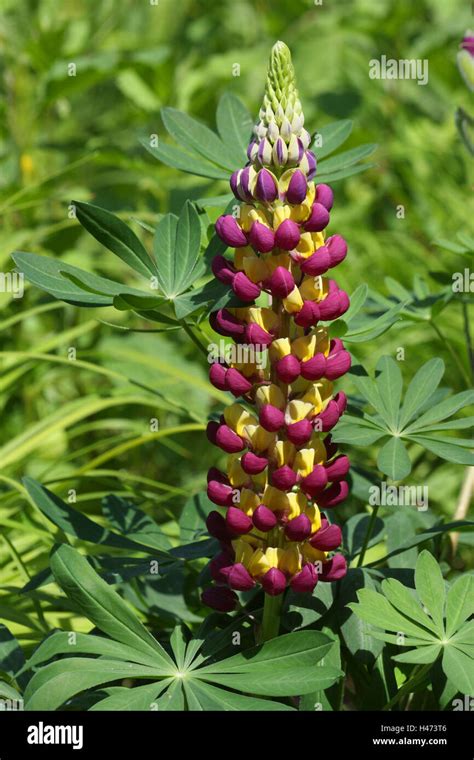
left=414, top=550, right=446, bottom=633
left=333, top=356, right=474, bottom=479
left=152, top=202, right=202, bottom=299
left=312, top=120, right=377, bottom=182
left=145, top=94, right=250, bottom=180
left=24, top=478, right=170, bottom=555
left=12, top=251, right=153, bottom=307
left=161, top=107, right=238, bottom=172
left=23, top=546, right=342, bottom=711
left=0, top=626, right=26, bottom=688
left=216, top=92, right=254, bottom=165
left=14, top=201, right=212, bottom=323
left=24, top=659, right=167, bottom=711
left=147, top=95, right=376, bottom=185
left=316, top=144, right=377, bottom=183
left=102, top=495, right=172, bottom=553
left=330, top=286, right=404, bottom=344
left=49, top=545, right=175, bottom=664
left=350, top=551, right=474, bottom=696
left=73, top=201, right=157, bottom=277
left=313, top=119, right=353, bottom=159
left=336, top=569, right=384, bottom=664
left=365, top=520, right=474, bottom=567
left=371, top=274, right=454, bottom=323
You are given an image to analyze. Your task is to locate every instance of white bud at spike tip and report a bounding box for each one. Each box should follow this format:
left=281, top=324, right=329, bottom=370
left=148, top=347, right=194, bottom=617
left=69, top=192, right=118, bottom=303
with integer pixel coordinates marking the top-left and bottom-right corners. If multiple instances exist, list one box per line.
left=250, top=41, right=315, bottom=178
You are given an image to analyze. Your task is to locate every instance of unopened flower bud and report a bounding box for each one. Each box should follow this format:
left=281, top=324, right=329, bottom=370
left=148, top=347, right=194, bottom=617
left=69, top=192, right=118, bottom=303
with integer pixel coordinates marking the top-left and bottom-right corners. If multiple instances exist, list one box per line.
left=226, top=507, right=253, bottom=534
left=201, top=586, right=238, bottom=612
left=261, top=567, right=287, bottom=595
left=304, top=203, right=330, bottom=232
left=252, top=504, right=277, bottom=532
left=275, top=219, right=301, bottom=250
left=216, top=215, right=248, bottom=247
left=290, top=563, right=318, bottom=592
left=285, top=513, right=312, bottom=541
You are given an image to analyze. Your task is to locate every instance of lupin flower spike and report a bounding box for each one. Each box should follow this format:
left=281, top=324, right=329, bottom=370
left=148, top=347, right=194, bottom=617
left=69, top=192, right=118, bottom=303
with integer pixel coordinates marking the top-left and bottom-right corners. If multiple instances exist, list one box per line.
left=203, top=42, right=350, bottom=630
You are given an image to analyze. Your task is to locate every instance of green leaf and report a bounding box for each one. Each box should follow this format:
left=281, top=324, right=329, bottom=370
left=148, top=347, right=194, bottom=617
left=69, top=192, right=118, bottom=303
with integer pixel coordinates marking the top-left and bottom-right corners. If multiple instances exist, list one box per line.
left=313, top=119, right=353, bottom=159
left=152, top=203, right=202, bottom=299
left=73, top=201, right=156, bottom=278
left=337, top=569, right=384, bottom=663
left=23, top=631, right=163, bottom=673
left=404, top=391, right=474, bottom=433
left=316, top=161, right=377, bottom=184
left=349, top=589, right=437, bottom=641
left=183, top=679, right=294, bottom=711
left=24, top=658, right=164, bottom=711
left=283, top=581, right=335, bottom=630
left=0, top=625, right=25, bottom=679
left=381, top=578, right=440, bottom=636
left=197, top=666, right=342, bottom=697
left=173, top=201, right=202, bottom=295
left=12, top=251, right=112, bottom=306
left=442, top=647, right=474, bottom=694
left=343, top=283, right=368, bottom=321
left=392, top=645, right=442, bottom=664
left=24, top=478, right=168, bottom=555
left=173, top=277, right=244, bottom=320
left=102, top=495, right=171, bottom=553
left=377, top=437, right=411, bottom=480
left=445, top=575, right=474, bottom=637
left=398, top=358, right=445, bottom=430
left=343, top=302, right=404, bottom=343
left=50, top=544, right=175, bottom=667
left=116, top=69, right=161, bottom=112
left=367, top=521, right=474, bottom=566
left=414, top=550, right=446, bottom=634
left=344, top=514, right=385, bottom=559
left=170, top=626, right=188, bottom=671
left=196, top=631, right=341, bottom=696
left=90, top=681, right=170, bottom=711
left=141, top=138, right=230, bottom=180
left=331, top=418, right=386, bottom=446
left=407, top=435, right=474, bottom=465
left=216, top=93, right=252, bottom=164
left=317, top=143, right=377, bottom=175
left=374, top=356, right=403, bottom=430
left=199, top=631, right=331, bottom=674
left=451, top=621, right=474, bottom=654
left=154, top=679, right=185, bottom=711
left=385, top=512, right=418, bottom=569
left=152, top=212, right=178, bottom=297
left=161, top=107, right=237, bottom=172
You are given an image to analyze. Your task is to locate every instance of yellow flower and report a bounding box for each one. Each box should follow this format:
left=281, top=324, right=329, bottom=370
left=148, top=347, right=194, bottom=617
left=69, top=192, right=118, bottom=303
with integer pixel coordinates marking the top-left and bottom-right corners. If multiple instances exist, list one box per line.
left=224, top=403, right=257, bottom=435
left=255, top=383, right=286, bottom=410
left=283, top=286, right=304, bottom=313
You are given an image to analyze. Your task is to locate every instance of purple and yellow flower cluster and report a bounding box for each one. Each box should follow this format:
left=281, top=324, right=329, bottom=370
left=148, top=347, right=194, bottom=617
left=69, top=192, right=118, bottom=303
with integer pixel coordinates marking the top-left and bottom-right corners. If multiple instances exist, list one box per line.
left=202, top=42, right=350, bottom=613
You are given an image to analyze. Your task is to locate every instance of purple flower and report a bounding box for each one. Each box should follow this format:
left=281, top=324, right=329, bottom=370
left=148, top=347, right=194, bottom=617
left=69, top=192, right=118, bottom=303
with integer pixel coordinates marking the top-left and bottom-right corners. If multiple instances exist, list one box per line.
left=216, top=215, right=247, bottom=247
left=201, top=586, right=238, bottom=612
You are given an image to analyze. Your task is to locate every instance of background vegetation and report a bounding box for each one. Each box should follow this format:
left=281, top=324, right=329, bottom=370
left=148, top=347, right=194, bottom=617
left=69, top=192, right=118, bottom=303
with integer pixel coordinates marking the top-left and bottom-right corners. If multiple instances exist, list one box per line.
left=0, top=0, right=472, bottom=710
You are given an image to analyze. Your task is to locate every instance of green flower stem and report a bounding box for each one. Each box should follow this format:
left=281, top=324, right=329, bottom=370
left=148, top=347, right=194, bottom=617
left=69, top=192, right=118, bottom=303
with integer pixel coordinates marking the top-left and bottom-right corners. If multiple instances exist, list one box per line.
left=258, top=592, right=284, bottom=643
left=179, top=319, right=209, bottom=359
left=430, top=319, right=471, bottom=388
left=461, top=300, right=474, bottom=381
left=2, top=534, right=48, bottom=632
left=356, top=503, right=380, bottom=568
left=382, top=663, right=432, bottom=711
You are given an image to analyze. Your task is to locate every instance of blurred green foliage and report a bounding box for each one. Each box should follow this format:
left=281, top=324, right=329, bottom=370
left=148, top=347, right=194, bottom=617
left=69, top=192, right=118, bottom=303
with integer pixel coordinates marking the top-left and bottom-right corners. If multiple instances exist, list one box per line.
left=0, top=0, right=472, bottom=653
